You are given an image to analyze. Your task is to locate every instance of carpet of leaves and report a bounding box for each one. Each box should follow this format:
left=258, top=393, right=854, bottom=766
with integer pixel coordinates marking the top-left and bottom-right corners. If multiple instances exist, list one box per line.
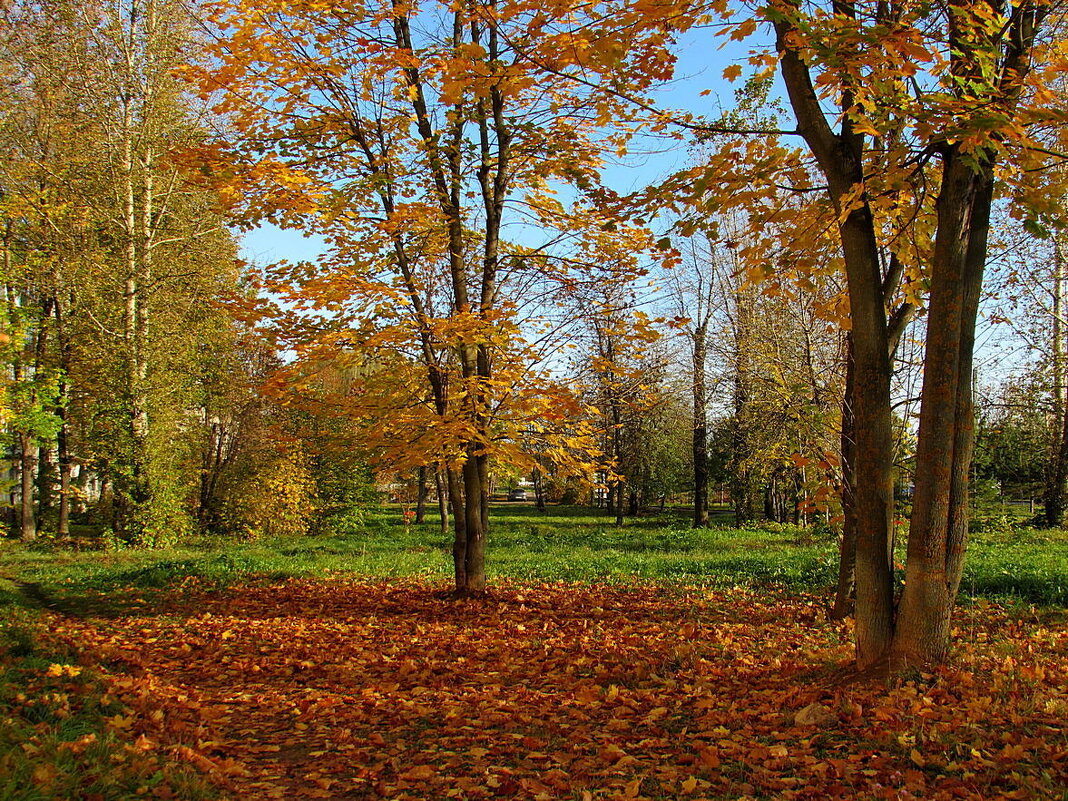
left=43, top=579, right=1068, bottom=800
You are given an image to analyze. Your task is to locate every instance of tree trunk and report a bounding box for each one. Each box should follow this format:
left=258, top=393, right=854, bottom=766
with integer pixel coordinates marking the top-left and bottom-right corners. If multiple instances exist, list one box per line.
left=693, top=329, right=710, bottom=527
left=460, top=451, right=489, bottom=593
left=447, top=467, right=466, bottom=590
left=19, top=431, right=36, bottom=542
left=415, top=466, right=428, bottom=524
left=892, top=159, right=992, bottom=666
left=435, top=468, right=449, bottom=536
left=57, top=417, right=71, bottom=538
left=532, top=467, right=546, bottom=511
left=831, top=335, right=858, bottom=620
left=1043, top=238, right=1067, bottom=527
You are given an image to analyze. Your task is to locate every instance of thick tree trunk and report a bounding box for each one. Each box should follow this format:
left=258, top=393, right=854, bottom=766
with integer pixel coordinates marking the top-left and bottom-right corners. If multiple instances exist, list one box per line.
left=693, top=331, right=710, bottom=527
left=460, top=452, right=489, bottom=593
left=839, top=214, right=896, bottom=670
left=892, top=161, right=991, bottom=666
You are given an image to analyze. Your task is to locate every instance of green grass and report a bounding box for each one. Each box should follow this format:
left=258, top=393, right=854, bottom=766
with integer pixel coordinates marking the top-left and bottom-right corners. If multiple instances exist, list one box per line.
left=1, top=504, right=1066, bottom=608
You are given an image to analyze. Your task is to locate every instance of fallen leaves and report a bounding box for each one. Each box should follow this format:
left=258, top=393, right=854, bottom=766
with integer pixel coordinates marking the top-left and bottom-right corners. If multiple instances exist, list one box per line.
left=38, top=579, right=1068, bottom=800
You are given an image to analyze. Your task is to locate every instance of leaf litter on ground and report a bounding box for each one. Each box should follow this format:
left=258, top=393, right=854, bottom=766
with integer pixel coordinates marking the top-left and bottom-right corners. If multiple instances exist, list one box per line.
left=27, top=578, right=1068, bottom=799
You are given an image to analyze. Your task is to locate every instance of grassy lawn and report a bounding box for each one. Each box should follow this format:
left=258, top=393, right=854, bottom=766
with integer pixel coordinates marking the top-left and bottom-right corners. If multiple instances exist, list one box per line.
left=1, top=504, right=1066, bottom=608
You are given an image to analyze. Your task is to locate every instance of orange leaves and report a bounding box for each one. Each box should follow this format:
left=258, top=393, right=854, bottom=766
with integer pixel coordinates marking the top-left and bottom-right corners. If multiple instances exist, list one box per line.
left=42, top=579, right=1068, bottom=800
left=722, top=64, right=743, bottom=82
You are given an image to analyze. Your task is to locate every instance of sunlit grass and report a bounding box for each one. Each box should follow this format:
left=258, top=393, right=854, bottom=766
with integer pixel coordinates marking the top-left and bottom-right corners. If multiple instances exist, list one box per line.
left=1, top=504, right=1065, bottom=608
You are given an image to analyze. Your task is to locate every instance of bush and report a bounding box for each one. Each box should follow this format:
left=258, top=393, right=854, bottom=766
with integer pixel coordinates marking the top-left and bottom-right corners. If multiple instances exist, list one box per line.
left=217, top=442, right=316, bottom=539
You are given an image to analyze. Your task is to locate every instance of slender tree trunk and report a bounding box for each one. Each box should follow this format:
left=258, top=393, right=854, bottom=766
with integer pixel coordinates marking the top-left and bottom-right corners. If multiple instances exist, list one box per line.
left=19, top=432, right=36, bottom=542
left=56, top=412, right=71, bottom=537
left=1044, top=239, right=1068, bottom=527
left=730, top=284, right=755, bottom=526
left=533, top=467, right=546, bottom=511
left=693, top=329, right=710, bottom=527
left=447, top=467, right=466, bottom=589
left=831, top=335, right=858, bottom=619
left=33, top=298, right=54, bottom=522
left=415, top=465, right=428, bottom=524
left=56, top=312, right=72, bottom=537
left=435, top=468, right=449, bottom=536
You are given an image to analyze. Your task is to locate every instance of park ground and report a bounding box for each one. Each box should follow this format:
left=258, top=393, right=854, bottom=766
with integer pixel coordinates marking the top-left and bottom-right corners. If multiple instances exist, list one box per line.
left=0, top=506, right=1066, bottom=799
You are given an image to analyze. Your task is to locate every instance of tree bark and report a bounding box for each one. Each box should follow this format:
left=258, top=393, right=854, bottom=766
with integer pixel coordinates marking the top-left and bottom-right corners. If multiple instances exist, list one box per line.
left=830, top=335, right=858, bottom=620
left=435, top=468, right=449, bottom=536
left=460, top=452, right=489, bottom=593
left=693, top=328, right=710, bottom=527
left=532, top=467, right=546, bottom=511
left=19, top=431, right=37, bottom=542
left=776, top=4, right=899, bottom=668
left=892, top=158, right=992, bottom=666
left=1043, top=238, right=1068, bottom=527
left=447, top=467, right=466, bottom=590
left=415, top=465, right=428, bottom=524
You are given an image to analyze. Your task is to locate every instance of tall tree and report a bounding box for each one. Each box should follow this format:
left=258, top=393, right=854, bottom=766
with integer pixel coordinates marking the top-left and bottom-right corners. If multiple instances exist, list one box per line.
left=194, top=0, right=644, bottom=592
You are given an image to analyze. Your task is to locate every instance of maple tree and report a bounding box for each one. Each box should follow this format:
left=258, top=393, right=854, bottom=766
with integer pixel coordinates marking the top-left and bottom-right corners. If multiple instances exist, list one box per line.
left=554, top=0, right=1065, bottom=667
left=188, top=0, right=677, bottom=591
left=764, top=0, right=1061, bottom=668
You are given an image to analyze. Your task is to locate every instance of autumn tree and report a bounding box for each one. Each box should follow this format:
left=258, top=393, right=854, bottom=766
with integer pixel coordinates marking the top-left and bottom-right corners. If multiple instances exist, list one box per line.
left=540, top=0, right=1063, bottom=665
left=191, top=0, right=660, bottom=591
